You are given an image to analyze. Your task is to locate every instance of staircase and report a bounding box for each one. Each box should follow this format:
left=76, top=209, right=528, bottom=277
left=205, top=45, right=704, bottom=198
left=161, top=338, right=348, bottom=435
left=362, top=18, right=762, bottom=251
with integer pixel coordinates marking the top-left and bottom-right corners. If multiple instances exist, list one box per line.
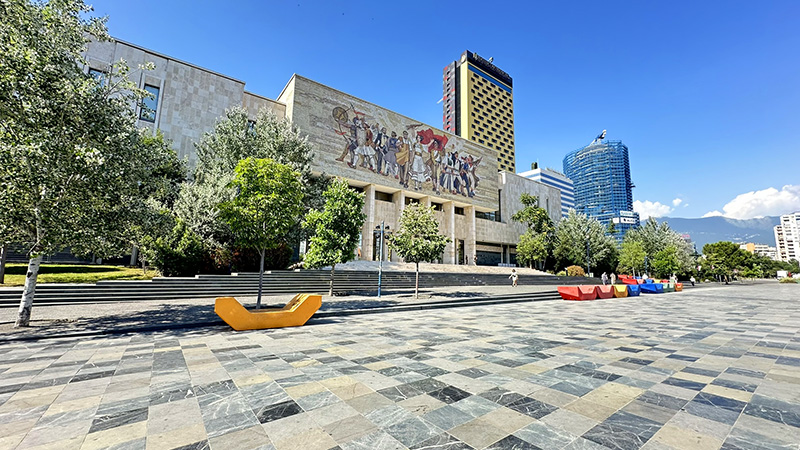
left=0, top=270, right=589, bottom=308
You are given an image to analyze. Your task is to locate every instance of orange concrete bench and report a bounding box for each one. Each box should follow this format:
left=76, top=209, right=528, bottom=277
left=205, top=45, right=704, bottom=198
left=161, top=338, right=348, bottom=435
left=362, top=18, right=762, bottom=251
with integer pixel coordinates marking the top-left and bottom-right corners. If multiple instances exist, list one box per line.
left=595, top=285, right=614, bottom=299
left=558, top=286, right=598, bottom=301
left=675, top=283, right=683, bottom=292
left=613, top=285, right=629, bottom=298
left=215, top=294, right=322, bottom=331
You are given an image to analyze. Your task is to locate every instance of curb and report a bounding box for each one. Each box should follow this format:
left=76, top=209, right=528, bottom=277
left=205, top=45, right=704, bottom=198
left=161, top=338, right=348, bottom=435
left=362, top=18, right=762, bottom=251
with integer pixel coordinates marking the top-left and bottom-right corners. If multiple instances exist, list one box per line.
left=0, top=292, right=560, bottom=343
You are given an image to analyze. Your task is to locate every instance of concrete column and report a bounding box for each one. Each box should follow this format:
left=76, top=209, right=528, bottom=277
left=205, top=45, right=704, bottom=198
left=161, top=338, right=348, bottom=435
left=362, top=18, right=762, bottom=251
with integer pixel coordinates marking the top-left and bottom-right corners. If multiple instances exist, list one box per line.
left=465, top=206, right=476, bottom=265
left=421, top=196, right=432, bottom=208
left=443, top=201, right=456, bottom=264
left=391, top=190, right=406, bottom=262
left=362, top=185, right=376, bottom=260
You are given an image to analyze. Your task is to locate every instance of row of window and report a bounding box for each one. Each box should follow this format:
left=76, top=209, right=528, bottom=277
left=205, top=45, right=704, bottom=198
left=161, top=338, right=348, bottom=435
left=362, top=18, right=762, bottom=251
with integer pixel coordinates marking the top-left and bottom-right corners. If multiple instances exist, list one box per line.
left=89, top=68, right=160, bottom=122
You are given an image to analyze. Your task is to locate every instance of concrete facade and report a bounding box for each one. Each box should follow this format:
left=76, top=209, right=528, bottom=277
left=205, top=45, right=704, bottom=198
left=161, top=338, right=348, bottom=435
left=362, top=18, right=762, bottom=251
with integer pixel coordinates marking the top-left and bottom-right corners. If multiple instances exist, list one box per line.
left=774, top=212, right=800, bottom=262
left=84, top=40, right=561, bottom=267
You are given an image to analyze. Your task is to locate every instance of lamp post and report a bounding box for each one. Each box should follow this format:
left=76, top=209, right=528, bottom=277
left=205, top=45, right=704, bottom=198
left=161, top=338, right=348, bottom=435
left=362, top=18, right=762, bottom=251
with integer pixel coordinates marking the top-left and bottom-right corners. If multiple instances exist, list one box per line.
left=374, top=222, right=390, bottom=298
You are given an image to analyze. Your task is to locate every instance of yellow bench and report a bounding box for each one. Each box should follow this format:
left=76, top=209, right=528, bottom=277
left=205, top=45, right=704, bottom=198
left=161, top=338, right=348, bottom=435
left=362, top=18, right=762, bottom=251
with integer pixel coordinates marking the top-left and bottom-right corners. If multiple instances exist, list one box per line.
left=215, top=294, right=322, bottom=331
left=613, top=285, right=629, bottom=298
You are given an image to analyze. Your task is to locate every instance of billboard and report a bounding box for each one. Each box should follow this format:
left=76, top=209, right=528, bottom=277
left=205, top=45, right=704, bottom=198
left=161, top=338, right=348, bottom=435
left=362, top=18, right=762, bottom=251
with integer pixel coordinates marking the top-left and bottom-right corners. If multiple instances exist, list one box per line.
left=287, top=76, right=499, bottom=210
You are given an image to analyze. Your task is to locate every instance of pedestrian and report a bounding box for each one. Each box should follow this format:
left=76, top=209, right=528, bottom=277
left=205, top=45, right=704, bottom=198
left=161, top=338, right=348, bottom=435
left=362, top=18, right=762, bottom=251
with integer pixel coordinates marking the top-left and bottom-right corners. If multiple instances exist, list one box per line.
left=509, top=269, right=518, bottom=287
left=690, top=276, right=696, bottom=287
left=610, top=273, right=616, bottom=285
left=601, top=272, right=608, bottom=285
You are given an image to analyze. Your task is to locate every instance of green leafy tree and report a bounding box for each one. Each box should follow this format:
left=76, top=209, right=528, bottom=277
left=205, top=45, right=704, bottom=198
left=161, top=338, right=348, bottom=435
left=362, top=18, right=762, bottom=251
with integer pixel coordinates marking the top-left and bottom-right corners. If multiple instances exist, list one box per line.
left=652, top=245, right=681, bottom=278
left=553, top=211, right=617, bottom=275
left=218, top=158, right=303, bottom=308
left=702, top=241, right=749, bottom=279
left=0, top=0, right=173, bottom=326
left=185, top=107, right=328, bottom=265
left=624, top=218, right=693, bottom=275
left=617, top=240, right=646, bottom=276
left=303, top=179, right=366, bottom=295
left=512, top=194, right=555, bottom=269
left=516, top=232, right=548, bottom=269
left=389, top=204, right=451, bottom=298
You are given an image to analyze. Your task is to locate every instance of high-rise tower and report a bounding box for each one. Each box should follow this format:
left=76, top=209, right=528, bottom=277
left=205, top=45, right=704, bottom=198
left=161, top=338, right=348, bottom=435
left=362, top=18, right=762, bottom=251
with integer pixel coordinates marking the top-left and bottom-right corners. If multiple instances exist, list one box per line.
left=443, top=51, right=515, bottom=172
left=563, top=132, right=640, bottom=237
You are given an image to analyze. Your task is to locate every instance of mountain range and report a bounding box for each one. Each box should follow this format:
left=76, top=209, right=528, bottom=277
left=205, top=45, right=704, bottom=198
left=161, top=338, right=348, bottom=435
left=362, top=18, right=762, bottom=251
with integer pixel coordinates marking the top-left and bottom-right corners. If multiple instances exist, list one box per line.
left=654, top=216, right=779, bottom=249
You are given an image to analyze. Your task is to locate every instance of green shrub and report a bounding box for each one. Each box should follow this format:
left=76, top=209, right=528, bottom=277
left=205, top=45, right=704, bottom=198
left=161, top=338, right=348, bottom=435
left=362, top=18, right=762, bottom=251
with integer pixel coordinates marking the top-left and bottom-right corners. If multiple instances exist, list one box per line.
left=779, top=277, right=798, bottom=284
left=556, top=270, right=566, bottom=277
left=566, top=265, right=586, bottom=277
left=231, top=244, right=293, bottom=272
left=146, top=220, right=216, bottom=277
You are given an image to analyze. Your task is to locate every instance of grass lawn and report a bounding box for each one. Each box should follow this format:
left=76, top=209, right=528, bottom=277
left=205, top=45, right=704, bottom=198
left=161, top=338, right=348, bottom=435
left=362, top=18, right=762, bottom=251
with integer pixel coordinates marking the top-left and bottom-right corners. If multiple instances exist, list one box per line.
left=0, top=263, right=156, bottom=287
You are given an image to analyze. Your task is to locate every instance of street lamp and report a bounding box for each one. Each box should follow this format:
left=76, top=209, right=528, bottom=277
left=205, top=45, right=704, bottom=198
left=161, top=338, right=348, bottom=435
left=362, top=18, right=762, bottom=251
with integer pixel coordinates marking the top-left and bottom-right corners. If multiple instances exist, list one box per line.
left=374, top=222, right=391, bottom=297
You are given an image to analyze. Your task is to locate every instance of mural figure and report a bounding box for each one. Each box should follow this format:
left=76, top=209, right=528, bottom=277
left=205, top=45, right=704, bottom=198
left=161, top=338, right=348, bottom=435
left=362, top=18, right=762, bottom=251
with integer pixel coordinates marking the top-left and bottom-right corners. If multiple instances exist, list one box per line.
left=329, top=104, right=483, bottom=197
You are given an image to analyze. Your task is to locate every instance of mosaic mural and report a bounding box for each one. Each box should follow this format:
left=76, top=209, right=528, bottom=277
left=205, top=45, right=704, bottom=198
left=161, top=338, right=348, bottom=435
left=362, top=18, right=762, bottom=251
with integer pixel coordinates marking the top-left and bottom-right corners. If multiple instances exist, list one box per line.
left=287, top=76, right=498, bottom=209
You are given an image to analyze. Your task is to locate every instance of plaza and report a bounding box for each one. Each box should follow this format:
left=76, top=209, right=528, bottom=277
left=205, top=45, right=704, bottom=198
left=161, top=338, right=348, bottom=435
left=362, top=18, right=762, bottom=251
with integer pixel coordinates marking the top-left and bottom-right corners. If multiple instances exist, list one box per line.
left=1, top=283, right=799, bottom=450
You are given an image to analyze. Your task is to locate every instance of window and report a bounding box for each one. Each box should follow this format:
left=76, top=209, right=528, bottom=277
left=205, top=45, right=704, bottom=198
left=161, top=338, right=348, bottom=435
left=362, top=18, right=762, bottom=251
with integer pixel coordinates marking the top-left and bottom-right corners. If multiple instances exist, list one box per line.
left=405, top=197, right=420, bottom=206
left=431, top=202, right=443, bottom=211
left=139, top=84, right=160, bottom=122
left=88, top=68, right=107, bottom=87
left=375, top=191, right=393, bottom=202
left=454, top=207, right=464, bottom=215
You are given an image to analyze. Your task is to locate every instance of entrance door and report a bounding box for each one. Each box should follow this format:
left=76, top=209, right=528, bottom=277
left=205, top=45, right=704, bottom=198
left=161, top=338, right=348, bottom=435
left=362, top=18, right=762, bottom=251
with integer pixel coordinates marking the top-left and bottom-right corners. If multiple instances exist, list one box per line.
left=458, top=240, right=465, bottom=265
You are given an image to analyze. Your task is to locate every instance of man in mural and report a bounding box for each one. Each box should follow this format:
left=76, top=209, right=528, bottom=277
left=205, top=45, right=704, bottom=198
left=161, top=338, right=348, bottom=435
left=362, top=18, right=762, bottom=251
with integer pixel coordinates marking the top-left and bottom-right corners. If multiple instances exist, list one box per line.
left=440, top=148, right=458, bottom=194
left=335, top=116, right=361, bottom=169
left=385, top=131, right=399, bottom=177
left=358, top=120, right=376, bottom=171
left=416, top=128, right=447, bottom=195
left=396, top=130, right=412, bottom=188
left=373, top=125, right=389, bottom=175
left=461, top=154, right=476, bottom=197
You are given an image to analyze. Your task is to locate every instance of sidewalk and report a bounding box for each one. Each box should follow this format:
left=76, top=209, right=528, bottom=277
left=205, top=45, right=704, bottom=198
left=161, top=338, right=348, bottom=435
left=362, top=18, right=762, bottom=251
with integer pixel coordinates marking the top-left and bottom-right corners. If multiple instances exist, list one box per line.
left=0, top=284, right=557, bottom=341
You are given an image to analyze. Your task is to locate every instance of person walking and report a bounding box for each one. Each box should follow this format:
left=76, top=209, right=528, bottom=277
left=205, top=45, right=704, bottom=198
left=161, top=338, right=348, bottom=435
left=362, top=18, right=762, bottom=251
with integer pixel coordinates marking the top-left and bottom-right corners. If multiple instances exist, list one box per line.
left=690, top=276, right=696, bottom=287
left=509, top=269, right=518, bottom=287
left=610, top=273, right=617, bottom=285
left=601, top=272, right=609, bottom=285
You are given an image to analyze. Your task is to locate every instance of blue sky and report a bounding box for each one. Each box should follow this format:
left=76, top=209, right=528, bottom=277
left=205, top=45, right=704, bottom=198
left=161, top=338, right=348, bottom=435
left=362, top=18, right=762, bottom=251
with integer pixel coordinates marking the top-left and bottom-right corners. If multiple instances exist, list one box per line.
left=91, top=0, right=800, bottom=220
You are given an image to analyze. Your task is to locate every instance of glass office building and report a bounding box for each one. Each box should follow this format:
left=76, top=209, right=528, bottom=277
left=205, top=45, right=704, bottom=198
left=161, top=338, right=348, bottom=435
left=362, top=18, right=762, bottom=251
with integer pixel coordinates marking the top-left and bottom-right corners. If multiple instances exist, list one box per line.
left=563, top=139, right=640, bottom=237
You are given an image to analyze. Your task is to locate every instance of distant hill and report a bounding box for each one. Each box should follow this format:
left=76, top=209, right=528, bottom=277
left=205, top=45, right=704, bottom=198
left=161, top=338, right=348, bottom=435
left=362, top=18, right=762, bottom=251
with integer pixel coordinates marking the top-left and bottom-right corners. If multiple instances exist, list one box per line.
left=654, top=216, right=780, bottom=249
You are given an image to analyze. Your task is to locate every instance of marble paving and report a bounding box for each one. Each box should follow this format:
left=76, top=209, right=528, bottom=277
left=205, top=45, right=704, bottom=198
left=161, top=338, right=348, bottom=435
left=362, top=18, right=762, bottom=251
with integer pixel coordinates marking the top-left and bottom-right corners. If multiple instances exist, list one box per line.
left=1, top=283, right=799, bottom=450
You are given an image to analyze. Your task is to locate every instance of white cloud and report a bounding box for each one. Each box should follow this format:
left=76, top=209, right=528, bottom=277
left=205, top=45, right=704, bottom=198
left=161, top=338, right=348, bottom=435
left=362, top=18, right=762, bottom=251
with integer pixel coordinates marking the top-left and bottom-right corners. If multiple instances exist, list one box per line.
left=672, top=198, right=683, bottom=207
left=633, top=200, right=673, bottom=220
left=702, top=210, right=723, bottom=218
left=707, top=185, right=800, bottom=219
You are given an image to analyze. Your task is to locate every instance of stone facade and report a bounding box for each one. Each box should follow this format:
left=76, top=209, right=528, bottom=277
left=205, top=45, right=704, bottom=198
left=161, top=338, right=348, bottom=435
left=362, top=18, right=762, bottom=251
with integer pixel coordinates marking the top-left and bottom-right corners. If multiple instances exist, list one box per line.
left=84, top=40, right=563, bottom=267
left=83, top=39, right=284, bottom=164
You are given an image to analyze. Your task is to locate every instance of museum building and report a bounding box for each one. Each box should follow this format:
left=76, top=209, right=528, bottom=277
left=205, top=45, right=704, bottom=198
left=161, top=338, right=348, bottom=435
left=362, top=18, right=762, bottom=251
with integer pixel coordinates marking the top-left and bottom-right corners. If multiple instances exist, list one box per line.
left=83, top=39, right=562, bottom=266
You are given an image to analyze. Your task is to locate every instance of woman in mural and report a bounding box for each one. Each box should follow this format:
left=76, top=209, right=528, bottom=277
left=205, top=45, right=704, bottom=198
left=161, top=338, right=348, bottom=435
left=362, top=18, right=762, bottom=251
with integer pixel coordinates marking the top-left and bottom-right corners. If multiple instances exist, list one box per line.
left=409, top=134, right=428, bottom=190
left=416, top=128, right=448, bottom=195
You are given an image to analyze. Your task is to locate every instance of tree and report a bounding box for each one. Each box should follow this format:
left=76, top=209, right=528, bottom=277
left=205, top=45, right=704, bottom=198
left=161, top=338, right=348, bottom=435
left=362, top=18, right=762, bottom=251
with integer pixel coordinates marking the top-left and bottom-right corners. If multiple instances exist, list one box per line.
left=617, top=241, right=646, bottom=276
left=218, top=158, right=303, bottom=308
left=389, top=204, right=450, bottom=299
left=516, top=232, right=548, bottom=269
left=303, top=178, right=366, bottom=296
left=702, top=241, right=749, bottom=280
left=553, top=211, right=617, bottom=275
left=185, top=107, right=329, bottom=265
left=624, top=218, right=693, bottom=275
left=1, top=0, right=174, bottom=327
left=652, top=245, right=681, bottom=278
left=512, top=194, right=555, bottom=270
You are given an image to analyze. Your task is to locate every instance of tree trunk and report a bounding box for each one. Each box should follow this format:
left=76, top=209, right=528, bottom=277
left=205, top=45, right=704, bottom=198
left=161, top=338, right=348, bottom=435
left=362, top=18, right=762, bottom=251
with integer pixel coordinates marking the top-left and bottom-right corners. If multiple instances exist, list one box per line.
left=329, top=264, right=335, bottom=297
left=257, top=249, right=265, bottom=309
left=15, top=254, right=43, bottom=327
left=0, top=244, right=7, bottom=284
left=415, top=262, right=419, bottom=299
left=130, top=245, right=138, bottom=267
